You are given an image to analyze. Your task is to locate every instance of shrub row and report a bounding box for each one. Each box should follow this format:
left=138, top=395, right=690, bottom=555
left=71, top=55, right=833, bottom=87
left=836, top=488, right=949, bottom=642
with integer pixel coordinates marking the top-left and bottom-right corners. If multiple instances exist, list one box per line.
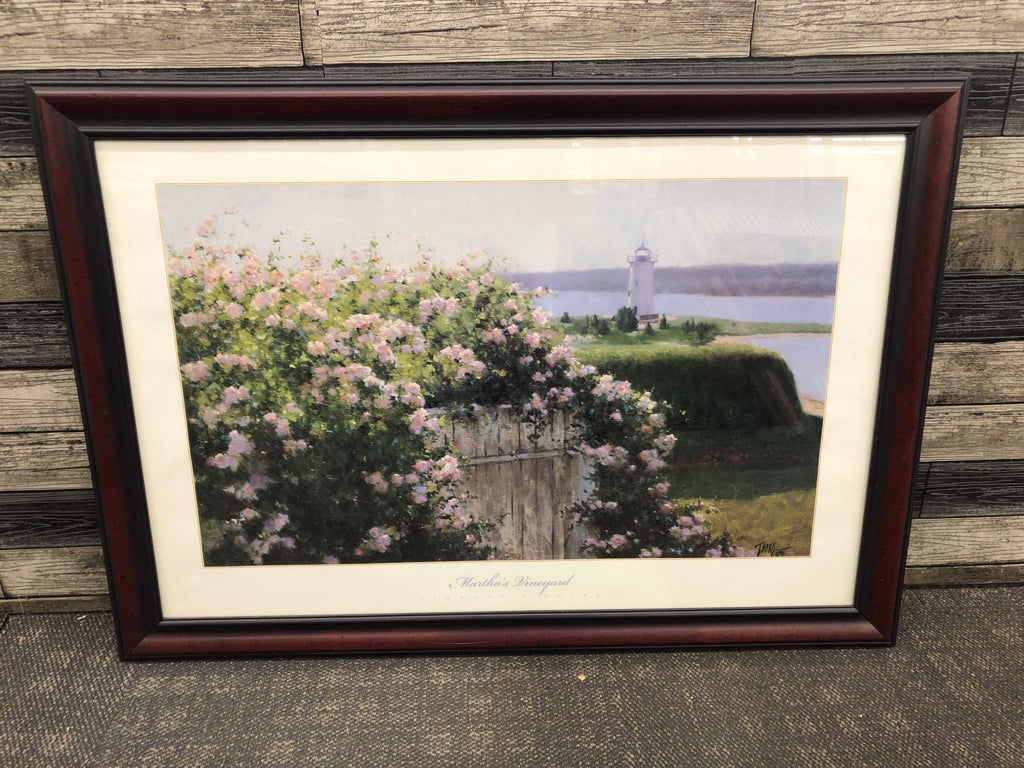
left=577, top=343, right=802, bottom=431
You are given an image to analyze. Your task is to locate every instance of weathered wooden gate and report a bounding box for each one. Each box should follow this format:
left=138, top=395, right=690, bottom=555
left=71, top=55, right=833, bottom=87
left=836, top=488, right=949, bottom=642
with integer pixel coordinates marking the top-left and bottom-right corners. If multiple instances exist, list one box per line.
left=437, top=406, right=589, bottom=560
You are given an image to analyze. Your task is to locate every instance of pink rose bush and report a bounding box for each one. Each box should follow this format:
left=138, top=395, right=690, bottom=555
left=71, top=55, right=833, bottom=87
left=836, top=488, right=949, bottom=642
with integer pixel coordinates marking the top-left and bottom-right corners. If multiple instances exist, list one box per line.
left=169, top=215, right=744, bottom=565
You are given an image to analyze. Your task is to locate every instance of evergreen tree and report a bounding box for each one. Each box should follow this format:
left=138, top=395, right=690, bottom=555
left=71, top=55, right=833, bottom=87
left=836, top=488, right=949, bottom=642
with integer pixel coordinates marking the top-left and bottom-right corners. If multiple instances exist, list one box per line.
left=614, top=306, right=639, bottom=333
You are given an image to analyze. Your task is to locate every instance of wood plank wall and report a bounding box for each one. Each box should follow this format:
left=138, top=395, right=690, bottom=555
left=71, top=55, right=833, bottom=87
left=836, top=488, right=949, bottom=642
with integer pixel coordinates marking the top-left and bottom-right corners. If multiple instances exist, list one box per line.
left=1, top=0, right=1023, bottom=610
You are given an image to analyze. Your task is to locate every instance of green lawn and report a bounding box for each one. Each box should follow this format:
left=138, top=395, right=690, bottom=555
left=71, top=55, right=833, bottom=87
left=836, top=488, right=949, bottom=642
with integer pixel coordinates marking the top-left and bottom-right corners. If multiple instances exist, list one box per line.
left=654, top=418, right=822, bottom=556
left=701, top=489, right=816, bottom=557
left=660, top=446, right=819, bottom=557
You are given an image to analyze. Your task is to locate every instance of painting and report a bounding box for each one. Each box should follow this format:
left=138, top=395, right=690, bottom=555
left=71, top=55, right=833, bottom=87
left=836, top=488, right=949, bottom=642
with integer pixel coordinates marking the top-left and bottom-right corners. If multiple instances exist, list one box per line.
left=156, top=175, right=845, bottom=567
left=29, top=81, right=964, bottom=655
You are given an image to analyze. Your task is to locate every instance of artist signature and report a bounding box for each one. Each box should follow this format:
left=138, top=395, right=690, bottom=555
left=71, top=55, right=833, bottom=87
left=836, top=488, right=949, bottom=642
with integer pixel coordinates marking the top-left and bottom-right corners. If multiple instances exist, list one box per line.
left=754, top=541, right=792, bottom=557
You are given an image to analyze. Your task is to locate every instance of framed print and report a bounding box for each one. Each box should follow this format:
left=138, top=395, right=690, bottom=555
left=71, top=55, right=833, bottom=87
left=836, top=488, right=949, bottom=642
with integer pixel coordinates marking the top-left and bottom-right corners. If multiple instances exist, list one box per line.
left=30, top=80, right=965, bottom=657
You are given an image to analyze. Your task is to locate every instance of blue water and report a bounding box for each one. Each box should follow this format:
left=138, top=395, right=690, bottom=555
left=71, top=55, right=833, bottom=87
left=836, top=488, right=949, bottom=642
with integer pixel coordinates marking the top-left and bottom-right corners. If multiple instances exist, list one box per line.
left=732, top=336, right=832, bottom=401
left=541, top=292, right=834, bottom=401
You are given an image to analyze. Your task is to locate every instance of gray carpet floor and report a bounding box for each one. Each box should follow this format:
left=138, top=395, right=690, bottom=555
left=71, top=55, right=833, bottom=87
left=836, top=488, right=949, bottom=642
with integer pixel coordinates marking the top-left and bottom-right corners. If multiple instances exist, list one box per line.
left=1, top=586, right=1022, bottom=767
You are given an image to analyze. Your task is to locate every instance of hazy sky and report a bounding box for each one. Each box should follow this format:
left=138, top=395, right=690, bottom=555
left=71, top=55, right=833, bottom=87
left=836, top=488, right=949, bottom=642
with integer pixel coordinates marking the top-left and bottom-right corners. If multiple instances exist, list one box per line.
left=156, top=178, right=846, bottom=272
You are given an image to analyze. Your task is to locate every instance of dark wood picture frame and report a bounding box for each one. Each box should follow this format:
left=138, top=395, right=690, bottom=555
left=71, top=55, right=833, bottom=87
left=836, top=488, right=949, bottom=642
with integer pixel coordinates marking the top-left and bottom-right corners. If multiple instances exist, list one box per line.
left=29, top=80, right=965, bottom=658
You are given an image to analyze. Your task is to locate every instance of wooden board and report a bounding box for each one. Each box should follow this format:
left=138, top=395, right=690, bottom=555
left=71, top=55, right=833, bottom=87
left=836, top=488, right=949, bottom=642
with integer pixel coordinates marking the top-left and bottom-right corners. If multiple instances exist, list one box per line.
left=0, top=1, right=303, bottom=71
left=927, top=341, right=1024, bottom=406
left=955, top=138, right=1024, bottom=208
left=906, top=516, right=1024, bottom=567
left=0, top=433, right=91, bottom=493
left=919, top=460, right=1024, bottom=519
left=920, top=404, right=1024, bottom=462
left=0, top=489, right=99, bottom=549
left=0, top=369, right=81, bottom=433
left=314, top=0, right=755, bottom=63
left=325, top=61, right=555, bottom=80
left=946, top=208, right=1024, bottom=273
left=751, top=0, right=1024, bottom=57
left=0, top=232, right=58, bottom=303
left=904, top=563, right=1024, bottom=586
left=0, top=546, right=107, bottom=597
left=555, top=52, right=1015, bottom=137
left=299, top=0, right=326, bottom=68
left=0, top=158, right=47, bottom=231
left=913, top=463, right=931, bottom=516
left=0, top=303, right=71, bottom=369
left=1006, top=61, right=1024, bottom=136
left=0, top=511, right=99, bottom=549
left=934, top=275, right=1024, bottom=342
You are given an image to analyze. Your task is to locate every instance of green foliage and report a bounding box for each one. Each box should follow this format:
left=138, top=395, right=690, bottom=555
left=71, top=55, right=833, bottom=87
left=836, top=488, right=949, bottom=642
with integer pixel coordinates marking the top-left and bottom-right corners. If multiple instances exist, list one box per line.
left=679, top=317, right=720, bottom=345
left=577, top=343, right=803, bottom=431
left=573, top=317, right=720, bottom=348
left=559, top=311, right=571, bottom=323
left=658, top=315, right=669, bottom=330
left=613, top=306, right=638, bottom=333
left=565, top=314, right=612, bottom=337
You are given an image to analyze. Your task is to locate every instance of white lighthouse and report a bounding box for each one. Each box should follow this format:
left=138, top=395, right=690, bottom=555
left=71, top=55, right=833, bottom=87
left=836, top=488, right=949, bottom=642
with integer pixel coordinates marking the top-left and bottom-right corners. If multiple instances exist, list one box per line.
left=626, top=243, right=659, bottom=323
